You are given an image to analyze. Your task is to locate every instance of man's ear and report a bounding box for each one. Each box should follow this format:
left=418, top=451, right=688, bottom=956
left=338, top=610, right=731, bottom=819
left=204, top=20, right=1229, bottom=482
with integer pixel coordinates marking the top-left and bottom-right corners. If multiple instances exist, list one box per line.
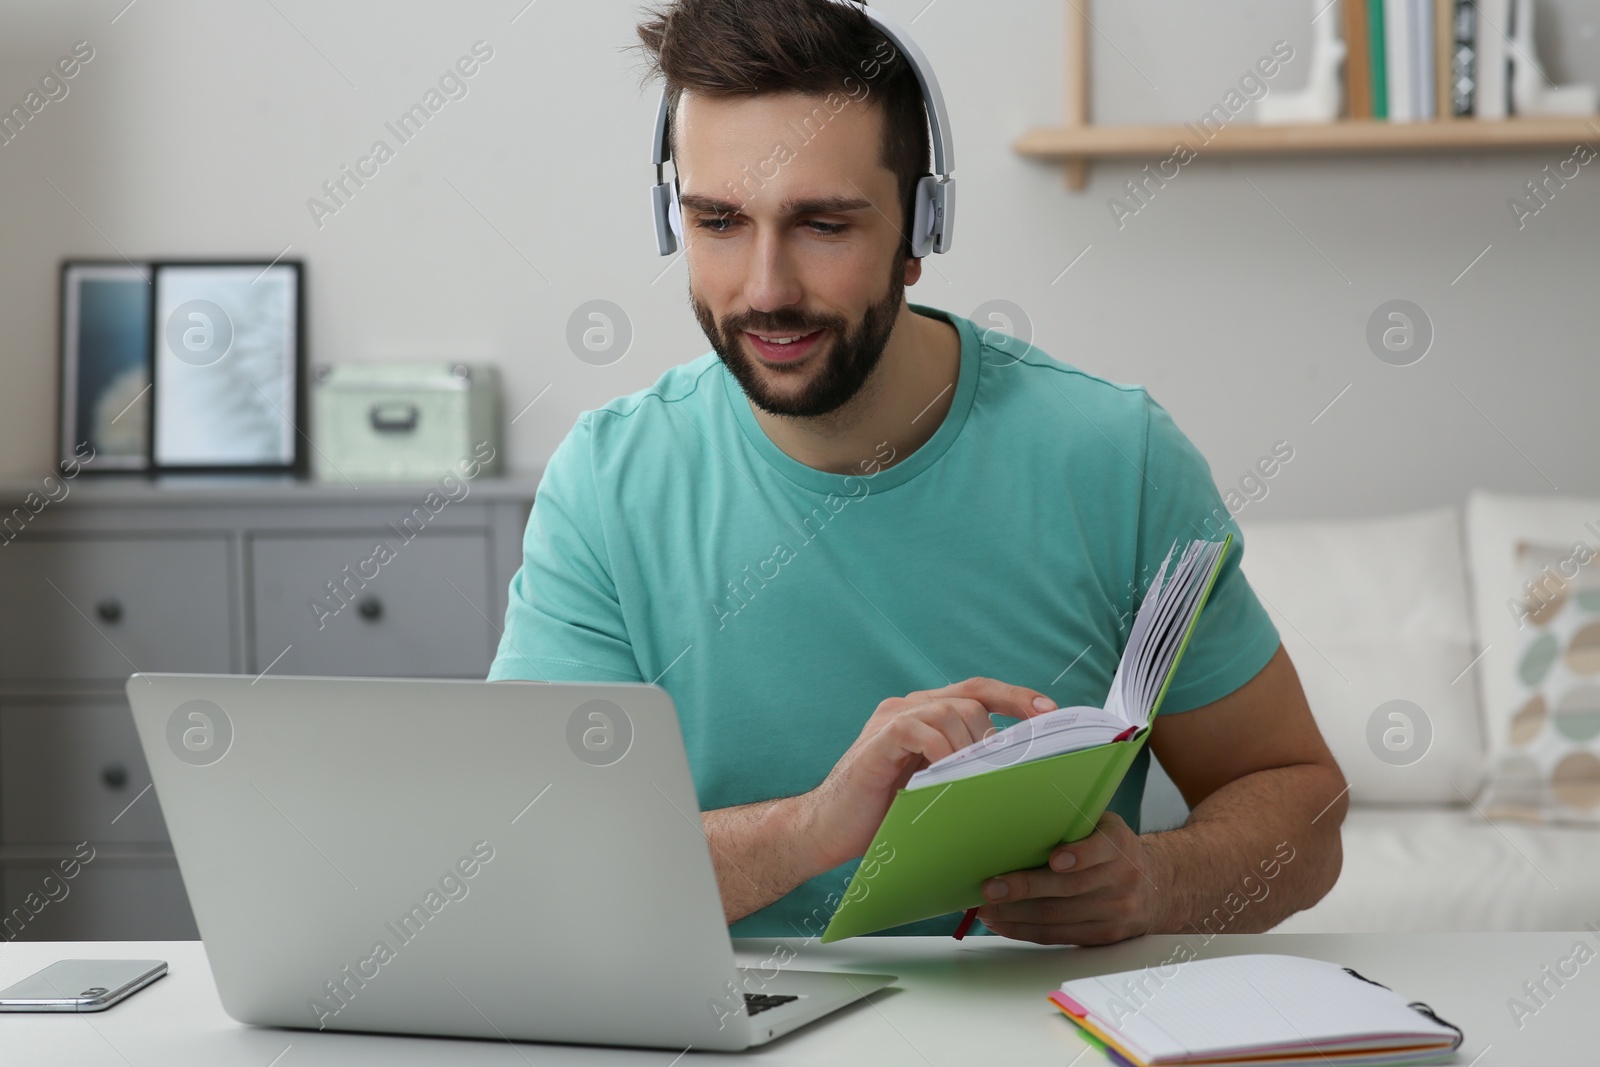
left=902, top=255, right=923, bottom=286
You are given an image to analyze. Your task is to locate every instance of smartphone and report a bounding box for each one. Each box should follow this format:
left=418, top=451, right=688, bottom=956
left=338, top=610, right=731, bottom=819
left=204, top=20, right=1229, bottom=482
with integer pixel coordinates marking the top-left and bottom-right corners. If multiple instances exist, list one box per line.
left=0, top=959, right=167, bottom=1012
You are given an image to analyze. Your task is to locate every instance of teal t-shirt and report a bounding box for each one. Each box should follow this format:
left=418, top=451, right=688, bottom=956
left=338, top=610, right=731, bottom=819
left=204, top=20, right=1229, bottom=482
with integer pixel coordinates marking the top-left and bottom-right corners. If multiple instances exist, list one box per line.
left=488, top=303, right=1281, bottom=938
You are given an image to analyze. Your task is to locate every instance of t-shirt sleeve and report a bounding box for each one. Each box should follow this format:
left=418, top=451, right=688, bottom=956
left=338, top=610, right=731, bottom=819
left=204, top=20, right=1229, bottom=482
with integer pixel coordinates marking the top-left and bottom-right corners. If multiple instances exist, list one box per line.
left=487, top=414, right=644, bottom=683
left=1133, top=391, right=1280, bottom=715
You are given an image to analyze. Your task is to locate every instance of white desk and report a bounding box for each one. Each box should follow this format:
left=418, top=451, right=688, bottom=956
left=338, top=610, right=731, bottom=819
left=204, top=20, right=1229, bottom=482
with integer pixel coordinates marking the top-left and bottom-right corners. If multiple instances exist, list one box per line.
left=1, top=932, right=1594, bottom=1064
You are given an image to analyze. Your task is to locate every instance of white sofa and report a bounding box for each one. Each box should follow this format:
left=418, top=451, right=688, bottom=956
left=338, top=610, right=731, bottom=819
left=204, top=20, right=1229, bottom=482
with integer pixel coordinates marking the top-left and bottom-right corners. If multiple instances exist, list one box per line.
left=1138, top=493, right=1600, bottom=932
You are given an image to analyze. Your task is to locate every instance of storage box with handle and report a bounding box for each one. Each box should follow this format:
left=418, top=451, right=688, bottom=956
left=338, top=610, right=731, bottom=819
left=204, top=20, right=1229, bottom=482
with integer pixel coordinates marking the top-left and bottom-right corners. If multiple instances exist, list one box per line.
left=311, top=362, right=501, bottom=482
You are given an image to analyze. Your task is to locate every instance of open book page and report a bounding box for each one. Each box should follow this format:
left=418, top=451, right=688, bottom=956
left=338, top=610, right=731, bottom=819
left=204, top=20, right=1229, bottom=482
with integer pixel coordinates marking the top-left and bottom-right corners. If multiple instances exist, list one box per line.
left=905, top=536, right=1229, bottom=791
left=906, top=705, right=1133, bottom=789
left=1118, top=537, right=1227, bottom=725
left=1103, top=538, right=1183, bottom=723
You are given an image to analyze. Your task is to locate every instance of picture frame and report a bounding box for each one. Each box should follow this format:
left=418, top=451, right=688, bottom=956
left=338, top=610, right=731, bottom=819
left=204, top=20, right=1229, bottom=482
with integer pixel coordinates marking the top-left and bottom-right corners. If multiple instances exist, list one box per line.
left=58, top=260, right=154, bottom=472
left=148, top=259, right=306, bottom=475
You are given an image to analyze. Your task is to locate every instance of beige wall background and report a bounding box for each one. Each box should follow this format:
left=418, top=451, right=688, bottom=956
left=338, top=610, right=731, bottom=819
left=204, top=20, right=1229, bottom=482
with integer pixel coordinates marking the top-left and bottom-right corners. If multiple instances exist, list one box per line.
left=0, top=0, right=1596, bottom=517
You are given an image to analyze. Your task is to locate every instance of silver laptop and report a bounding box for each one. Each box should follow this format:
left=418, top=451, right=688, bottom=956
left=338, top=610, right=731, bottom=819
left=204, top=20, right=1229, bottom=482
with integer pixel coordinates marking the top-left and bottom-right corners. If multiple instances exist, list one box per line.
left=125, top=673, right=894, bottom=1051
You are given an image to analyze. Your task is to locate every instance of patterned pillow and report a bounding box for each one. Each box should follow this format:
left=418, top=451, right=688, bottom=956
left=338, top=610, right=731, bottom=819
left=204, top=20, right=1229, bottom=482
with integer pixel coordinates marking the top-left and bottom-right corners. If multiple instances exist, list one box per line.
left=1480, top=540, right=1600, bottom=824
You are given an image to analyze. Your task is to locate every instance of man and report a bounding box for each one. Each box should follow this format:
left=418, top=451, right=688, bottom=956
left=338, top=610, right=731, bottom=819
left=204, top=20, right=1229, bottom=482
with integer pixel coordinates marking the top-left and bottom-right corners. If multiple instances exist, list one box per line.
left=489, top=0, right=1347, bottom=944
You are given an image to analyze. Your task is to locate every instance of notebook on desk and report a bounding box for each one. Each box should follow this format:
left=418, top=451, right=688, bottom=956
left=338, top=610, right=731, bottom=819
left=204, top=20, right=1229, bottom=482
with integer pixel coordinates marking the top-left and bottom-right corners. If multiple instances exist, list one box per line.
left=1048, top=953, right=1464, bottom=1066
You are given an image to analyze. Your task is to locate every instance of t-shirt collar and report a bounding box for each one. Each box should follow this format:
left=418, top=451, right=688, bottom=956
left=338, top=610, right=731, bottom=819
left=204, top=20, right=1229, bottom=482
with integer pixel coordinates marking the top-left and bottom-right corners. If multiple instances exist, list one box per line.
left=719, top=303, right=980, bottom=495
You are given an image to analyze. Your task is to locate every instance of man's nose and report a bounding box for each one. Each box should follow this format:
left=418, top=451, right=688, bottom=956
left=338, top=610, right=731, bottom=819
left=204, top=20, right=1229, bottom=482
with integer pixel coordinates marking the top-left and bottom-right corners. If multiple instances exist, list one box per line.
left=743, top=227, right=804, bottom=314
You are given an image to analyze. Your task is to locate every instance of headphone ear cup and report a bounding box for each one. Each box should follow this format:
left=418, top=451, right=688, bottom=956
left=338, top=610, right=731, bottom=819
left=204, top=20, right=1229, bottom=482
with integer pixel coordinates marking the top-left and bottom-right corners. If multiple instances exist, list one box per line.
left=668, top=186, right=684, bottom=244
left=909, top=175, right=936, bottom=258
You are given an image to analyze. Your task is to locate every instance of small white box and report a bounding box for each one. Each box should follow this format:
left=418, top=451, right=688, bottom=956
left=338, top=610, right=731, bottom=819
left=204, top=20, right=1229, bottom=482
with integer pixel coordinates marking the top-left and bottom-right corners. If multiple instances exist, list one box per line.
left=312, top=362, right=501, bottom=482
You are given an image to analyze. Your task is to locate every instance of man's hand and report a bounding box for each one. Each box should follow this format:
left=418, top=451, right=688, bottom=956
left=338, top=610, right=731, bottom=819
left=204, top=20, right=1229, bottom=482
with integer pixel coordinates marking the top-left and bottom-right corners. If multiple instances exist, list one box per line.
left=797, top=678, right=1057, bottom=873
left=974, top=811, right=1160, bottom=946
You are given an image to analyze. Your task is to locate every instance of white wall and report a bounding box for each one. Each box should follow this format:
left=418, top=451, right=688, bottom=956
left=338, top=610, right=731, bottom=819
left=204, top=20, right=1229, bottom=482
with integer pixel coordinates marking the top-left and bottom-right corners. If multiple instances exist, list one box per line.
left=1, top=0, right=1596, bottom=519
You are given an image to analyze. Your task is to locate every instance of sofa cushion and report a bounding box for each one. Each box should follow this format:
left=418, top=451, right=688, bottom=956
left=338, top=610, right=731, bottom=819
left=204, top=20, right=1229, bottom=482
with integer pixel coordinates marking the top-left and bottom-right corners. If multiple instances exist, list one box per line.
left=1466, top=493, right=1600, bottom=825
left=1273, top=805, right=1600, bottom=932
left=1236, top=507, right=1486, bottom=803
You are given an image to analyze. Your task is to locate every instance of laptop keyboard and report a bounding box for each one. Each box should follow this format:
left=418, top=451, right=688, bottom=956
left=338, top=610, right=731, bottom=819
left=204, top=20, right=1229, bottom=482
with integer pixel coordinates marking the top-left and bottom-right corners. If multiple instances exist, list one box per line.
left=743, top=993, right=799, bottom=1016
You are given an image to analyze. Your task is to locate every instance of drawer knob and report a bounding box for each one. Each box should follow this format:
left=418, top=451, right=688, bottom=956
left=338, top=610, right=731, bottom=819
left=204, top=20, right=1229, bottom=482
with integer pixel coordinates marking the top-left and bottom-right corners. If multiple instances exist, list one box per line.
left=101, top=762, right=129, bottom=790
left=96, top=598, right=124, bottom=624
left=357, top=596, right=384, bottom=622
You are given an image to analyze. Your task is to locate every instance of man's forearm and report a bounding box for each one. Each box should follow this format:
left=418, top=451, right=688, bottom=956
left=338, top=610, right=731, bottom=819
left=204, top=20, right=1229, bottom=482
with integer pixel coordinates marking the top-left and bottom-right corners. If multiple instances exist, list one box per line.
left=701, top=796, right=828, bottom=925
left=1142, top=763, right=1347, bottom=935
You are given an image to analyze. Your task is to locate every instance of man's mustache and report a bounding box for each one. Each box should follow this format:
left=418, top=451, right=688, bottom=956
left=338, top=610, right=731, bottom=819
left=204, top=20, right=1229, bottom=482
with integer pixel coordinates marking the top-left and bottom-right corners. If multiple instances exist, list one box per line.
left=727, top=317, right=839, bottom=336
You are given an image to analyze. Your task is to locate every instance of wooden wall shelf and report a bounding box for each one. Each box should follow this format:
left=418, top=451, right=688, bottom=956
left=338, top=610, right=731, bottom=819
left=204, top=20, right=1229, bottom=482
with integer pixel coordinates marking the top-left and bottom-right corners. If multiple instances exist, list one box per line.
left=1016, top=1, right=1600, bottom=190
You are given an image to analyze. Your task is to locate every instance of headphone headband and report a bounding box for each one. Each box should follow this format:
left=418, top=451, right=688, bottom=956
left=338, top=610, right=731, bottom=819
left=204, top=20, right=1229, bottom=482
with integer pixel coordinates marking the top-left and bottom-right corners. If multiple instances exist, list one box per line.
left=649, top=0, right=956, bottom=257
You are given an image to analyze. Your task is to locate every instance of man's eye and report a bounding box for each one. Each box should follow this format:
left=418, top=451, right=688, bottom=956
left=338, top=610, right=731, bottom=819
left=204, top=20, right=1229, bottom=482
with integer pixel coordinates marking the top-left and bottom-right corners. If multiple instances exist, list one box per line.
left=692, top=218, right=848, bottom=236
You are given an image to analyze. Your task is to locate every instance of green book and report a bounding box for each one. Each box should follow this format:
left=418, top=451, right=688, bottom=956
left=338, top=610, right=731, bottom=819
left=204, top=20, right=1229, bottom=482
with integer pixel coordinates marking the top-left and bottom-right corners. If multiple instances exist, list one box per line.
left=1368, top=0, right=1389, bottom=119
left=821, top=533, right=1234, bottom=943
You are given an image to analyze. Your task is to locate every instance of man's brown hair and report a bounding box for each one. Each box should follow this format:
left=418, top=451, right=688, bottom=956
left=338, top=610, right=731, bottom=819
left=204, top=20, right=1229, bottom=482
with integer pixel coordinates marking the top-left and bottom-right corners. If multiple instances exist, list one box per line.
left=633, top=0, right=933, bottom=260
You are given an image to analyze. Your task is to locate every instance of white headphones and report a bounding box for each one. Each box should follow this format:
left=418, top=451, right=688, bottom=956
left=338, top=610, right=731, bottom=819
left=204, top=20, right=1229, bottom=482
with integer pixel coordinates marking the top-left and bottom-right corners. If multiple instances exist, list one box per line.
left=648, top=0, right=956, bottom=258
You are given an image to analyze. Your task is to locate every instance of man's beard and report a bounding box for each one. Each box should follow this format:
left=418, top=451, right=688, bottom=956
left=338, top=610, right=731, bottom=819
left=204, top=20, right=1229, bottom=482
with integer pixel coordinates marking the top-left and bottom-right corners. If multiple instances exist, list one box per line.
left=692, top=261, right=904, bottom=419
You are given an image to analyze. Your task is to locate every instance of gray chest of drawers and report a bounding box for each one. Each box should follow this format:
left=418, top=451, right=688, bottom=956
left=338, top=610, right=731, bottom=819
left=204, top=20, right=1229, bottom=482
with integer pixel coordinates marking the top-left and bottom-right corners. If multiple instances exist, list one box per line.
left=0, top=476, right=536, bottom=941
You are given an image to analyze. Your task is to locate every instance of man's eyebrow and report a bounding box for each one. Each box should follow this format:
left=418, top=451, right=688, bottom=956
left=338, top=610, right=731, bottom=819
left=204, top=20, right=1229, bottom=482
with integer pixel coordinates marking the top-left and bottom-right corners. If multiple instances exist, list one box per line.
left=677, top=193, right=874, bottom=217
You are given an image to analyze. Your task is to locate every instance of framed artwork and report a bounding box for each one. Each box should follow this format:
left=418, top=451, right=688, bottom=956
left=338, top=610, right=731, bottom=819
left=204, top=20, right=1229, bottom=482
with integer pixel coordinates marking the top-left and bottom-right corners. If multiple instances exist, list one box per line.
left=148, top=260, right=305, bottom=474
left=59, top=261, right=153, bottom=472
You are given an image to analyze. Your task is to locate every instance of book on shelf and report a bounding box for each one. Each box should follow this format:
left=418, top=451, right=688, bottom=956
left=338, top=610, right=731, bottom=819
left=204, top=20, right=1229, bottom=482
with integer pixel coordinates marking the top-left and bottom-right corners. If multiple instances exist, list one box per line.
left=1450, top=0, right=1477, bottom=116
left=1385, top=0, right=1416, bottom=121
left=819, top=533, right=1234, bottom=942
left=1434, top=0, right=1455, bottom=119
left=1413, top=0, right=1436, bottom=119
left=1343, top=0, right=1374, bottom=118
left=1367, top=0, right=1390, bottom=119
